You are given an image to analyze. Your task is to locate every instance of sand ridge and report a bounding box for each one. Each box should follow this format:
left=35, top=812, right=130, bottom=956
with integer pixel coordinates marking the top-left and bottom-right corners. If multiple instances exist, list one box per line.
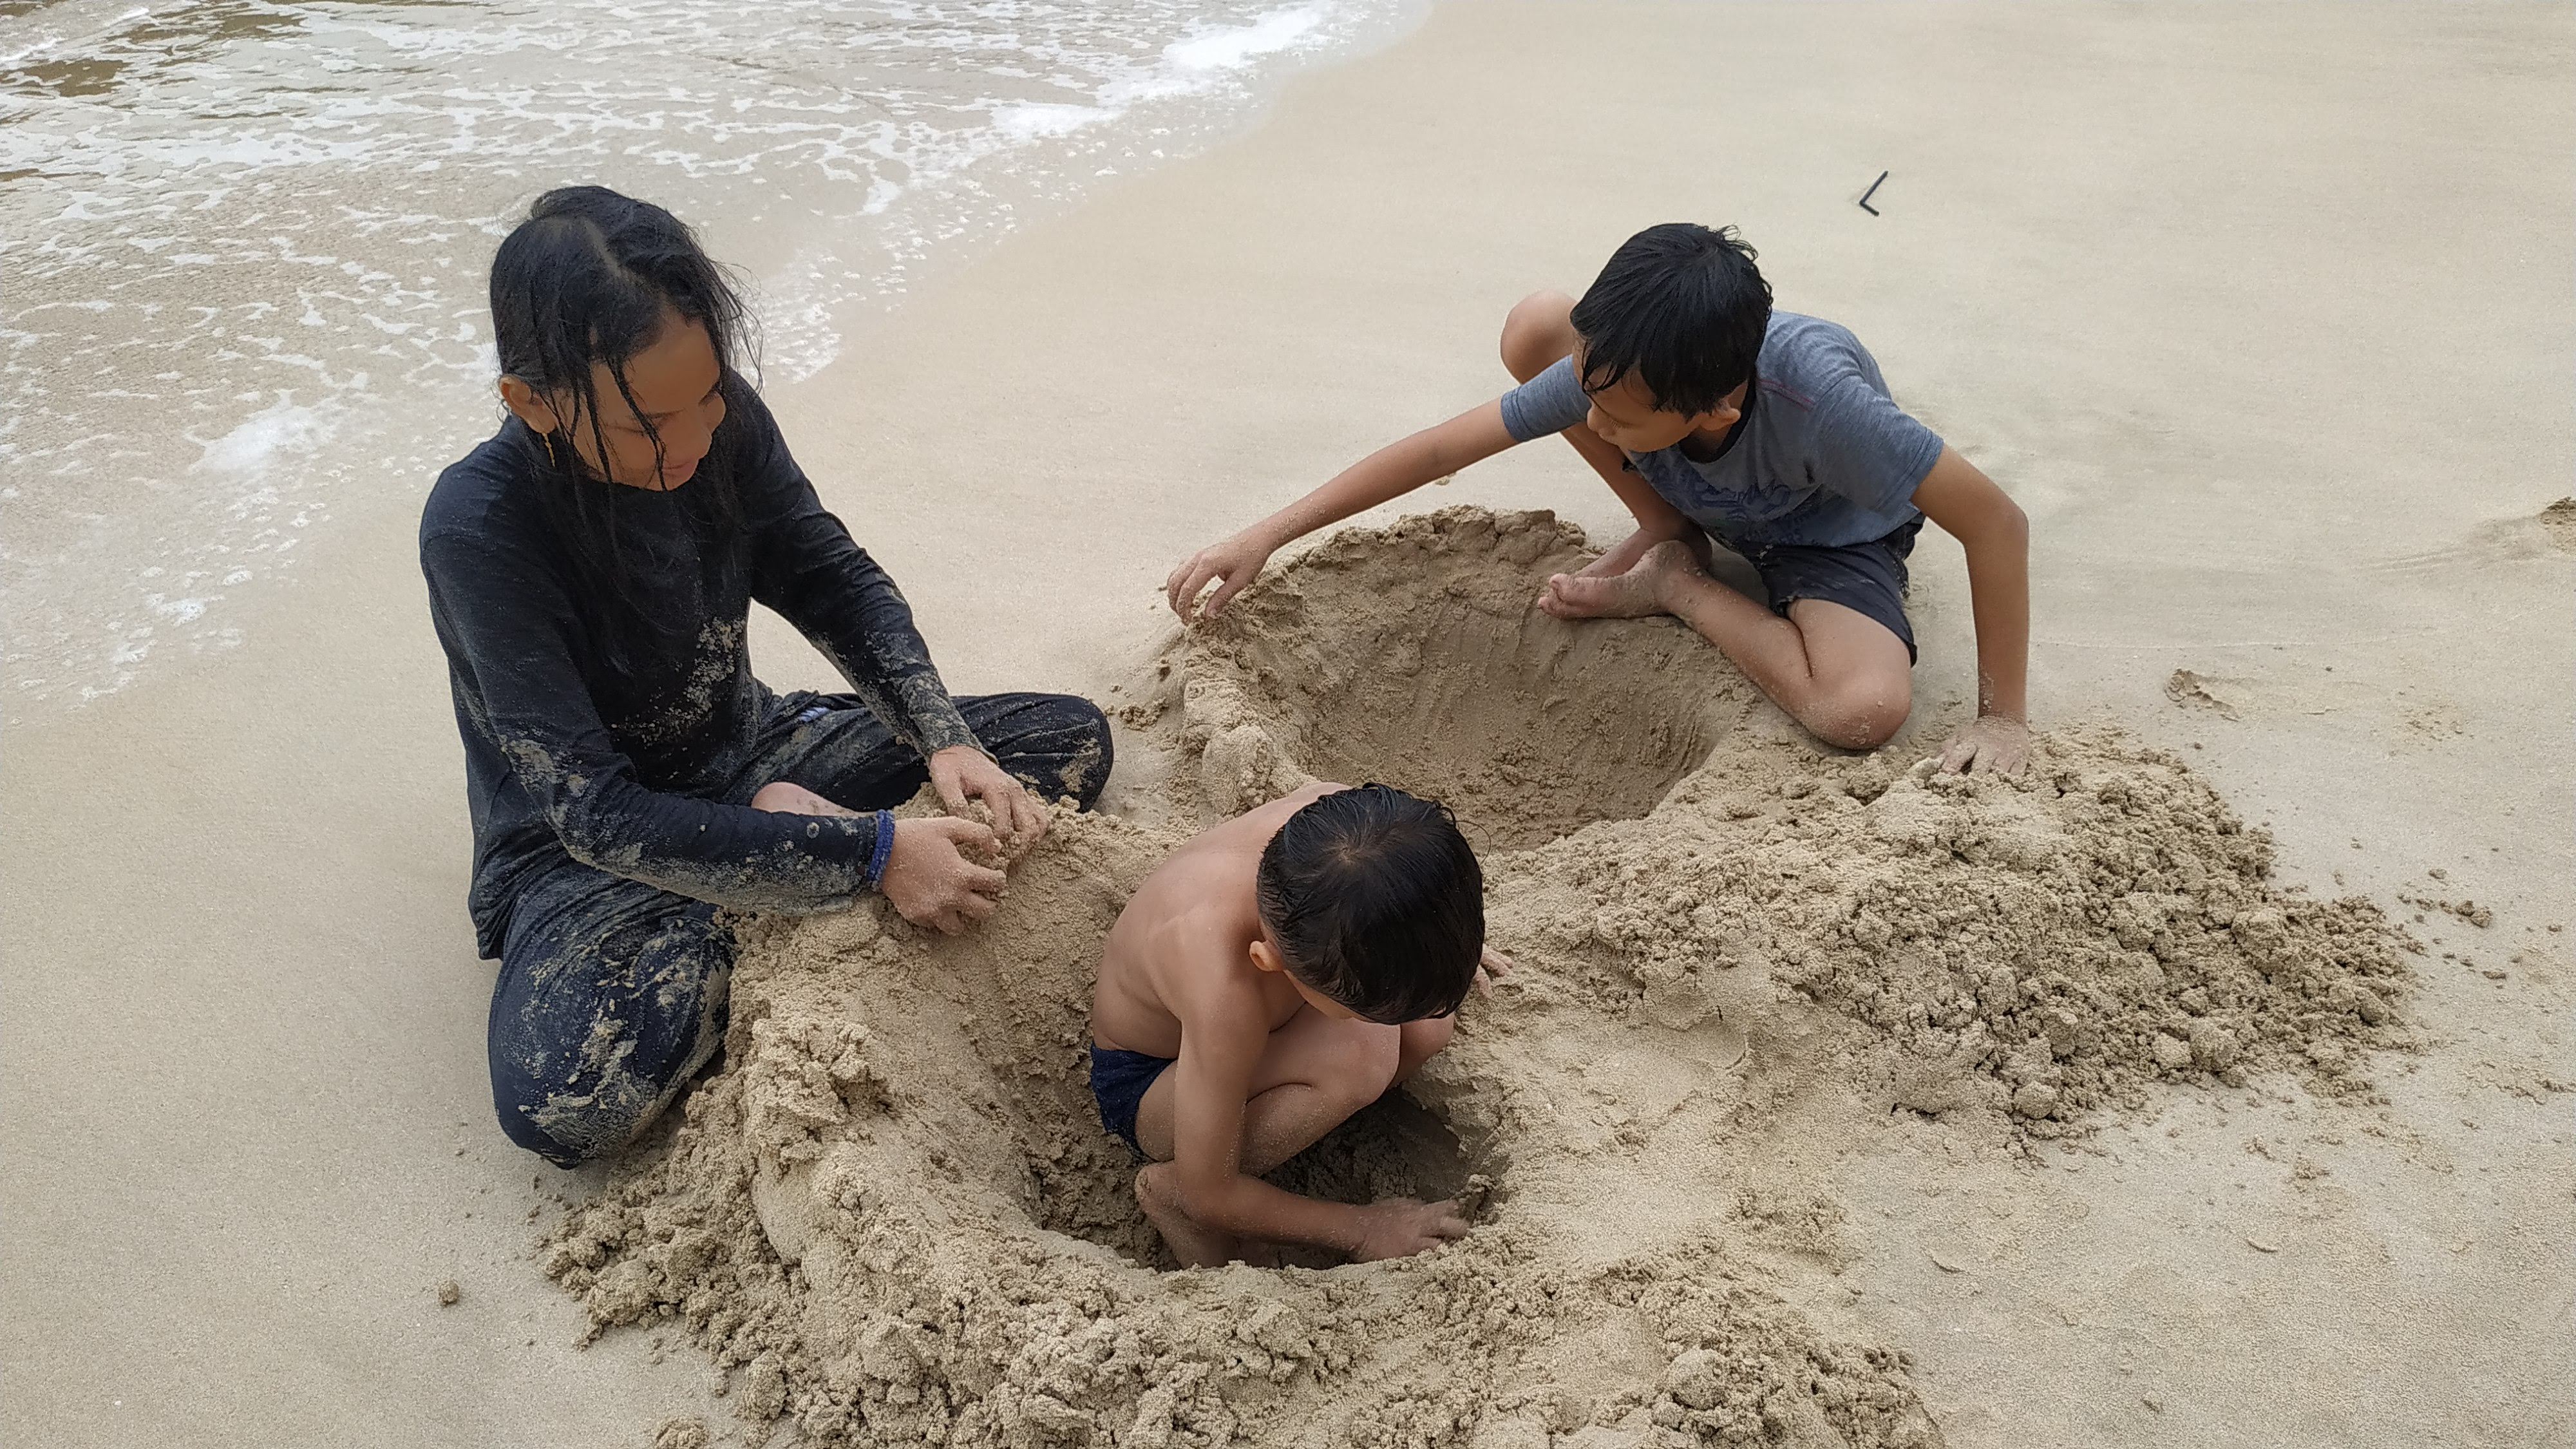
left=543, top=509, right=2419, bottom=1448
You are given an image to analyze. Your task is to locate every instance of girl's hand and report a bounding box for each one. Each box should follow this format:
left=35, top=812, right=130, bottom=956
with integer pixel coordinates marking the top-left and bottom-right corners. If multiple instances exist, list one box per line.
left=1166, top=531, right=1276, bottom=620
left=1473, top=946, right=1514, bottom=998
left=881, top=815, right=1009, bottom=934
left=755, top=780, right=1008, bottom=931
left=927, top=746, right=1048, bottom=854
left=1938, top=715, right=2031, bottom=775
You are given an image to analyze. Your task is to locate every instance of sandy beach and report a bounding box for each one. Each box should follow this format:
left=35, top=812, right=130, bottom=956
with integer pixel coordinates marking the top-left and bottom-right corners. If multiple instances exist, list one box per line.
left=6, top=3, right=2572, bottom=1445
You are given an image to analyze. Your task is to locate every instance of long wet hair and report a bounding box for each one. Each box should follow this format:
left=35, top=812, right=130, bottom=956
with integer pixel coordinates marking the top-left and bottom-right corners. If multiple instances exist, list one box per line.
left=1256, top=784, right=1485, bottom=1025
left=488, top=185, right=752, bottom=670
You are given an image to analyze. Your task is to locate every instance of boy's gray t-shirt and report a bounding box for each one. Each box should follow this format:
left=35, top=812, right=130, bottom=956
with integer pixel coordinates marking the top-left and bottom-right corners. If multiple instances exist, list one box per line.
left=1498, top=312, right=1943, bottom=550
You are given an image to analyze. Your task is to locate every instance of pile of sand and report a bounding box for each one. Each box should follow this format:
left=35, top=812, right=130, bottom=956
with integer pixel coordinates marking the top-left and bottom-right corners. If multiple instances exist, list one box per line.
left=546, top=509, right=2415, bottom=1448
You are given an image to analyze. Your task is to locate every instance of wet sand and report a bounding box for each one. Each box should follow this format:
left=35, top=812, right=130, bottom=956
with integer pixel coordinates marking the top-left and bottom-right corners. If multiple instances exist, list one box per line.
left=5, top=3, right=2571, bottom=1445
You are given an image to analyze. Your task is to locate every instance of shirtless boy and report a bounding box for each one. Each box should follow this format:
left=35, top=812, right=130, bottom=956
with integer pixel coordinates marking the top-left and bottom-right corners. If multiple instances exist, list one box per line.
left=1090, top=782, right=1504, bottom=1266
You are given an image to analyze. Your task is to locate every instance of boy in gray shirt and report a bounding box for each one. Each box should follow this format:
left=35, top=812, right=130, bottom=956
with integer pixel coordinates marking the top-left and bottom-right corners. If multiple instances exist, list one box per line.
left=1167, top=223, right=2030, bottom=773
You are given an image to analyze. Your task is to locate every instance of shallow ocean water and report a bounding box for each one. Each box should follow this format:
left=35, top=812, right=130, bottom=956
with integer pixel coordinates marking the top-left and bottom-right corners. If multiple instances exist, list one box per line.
left=0, top=0, right=1414, bottom=713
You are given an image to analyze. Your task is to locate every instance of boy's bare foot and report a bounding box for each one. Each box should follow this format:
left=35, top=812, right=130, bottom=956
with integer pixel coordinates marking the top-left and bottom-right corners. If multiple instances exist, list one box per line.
left=1137, top=1164, right=1242, bottom=1268
left=1538, top=539, right=1701, bottom=621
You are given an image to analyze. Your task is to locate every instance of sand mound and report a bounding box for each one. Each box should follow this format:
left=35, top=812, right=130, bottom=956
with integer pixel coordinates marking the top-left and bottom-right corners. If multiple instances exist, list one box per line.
left=547, top=509, right=2416, bottom=1448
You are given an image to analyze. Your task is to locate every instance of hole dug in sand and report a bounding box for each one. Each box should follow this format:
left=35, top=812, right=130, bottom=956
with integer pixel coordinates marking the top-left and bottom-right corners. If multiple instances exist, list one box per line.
left=720, top=837, right=1490, bottom=1273
left=549, top=511, right=2415, bottom=1449
left=551, top=807, right=1934, bottom=1447
left=1261, top=1090, right=1490, bottom=1265
left=1182, top=506, right=1761, bottom=851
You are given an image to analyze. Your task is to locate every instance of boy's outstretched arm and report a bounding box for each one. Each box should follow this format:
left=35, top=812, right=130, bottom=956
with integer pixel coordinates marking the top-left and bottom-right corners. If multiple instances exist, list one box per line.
left=1166, top=401, right=1519, bottom=620
left=1910, top=447, right=2032, bottom=774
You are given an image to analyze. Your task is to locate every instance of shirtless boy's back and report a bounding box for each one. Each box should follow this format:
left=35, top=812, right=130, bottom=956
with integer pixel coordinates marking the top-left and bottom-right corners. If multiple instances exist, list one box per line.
left=1090, top=782, right=1499, bottom=1266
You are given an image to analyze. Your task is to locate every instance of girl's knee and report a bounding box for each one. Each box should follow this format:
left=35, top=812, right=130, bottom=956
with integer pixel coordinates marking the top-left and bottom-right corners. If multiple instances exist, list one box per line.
left=1012, top=692, right=1114, bottom=809
left=494, top=1097, right=592, bottom=1166
left=1061, top=697, right=1115, bottom=809
left=1499, top=290, right=1578, bottom=382
left=493, top=1064, right=676, bottom=1166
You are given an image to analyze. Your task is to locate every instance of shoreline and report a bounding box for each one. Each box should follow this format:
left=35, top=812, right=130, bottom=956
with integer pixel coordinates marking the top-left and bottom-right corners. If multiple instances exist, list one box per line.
left=0, top=0, right=1426, bottom=721
left=6, top=3, right=2573, bottom=1445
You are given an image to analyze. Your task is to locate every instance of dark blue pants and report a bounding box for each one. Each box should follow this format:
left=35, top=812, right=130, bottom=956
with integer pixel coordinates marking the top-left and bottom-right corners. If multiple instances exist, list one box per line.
left=488, top=690, right=1112, bottom=1165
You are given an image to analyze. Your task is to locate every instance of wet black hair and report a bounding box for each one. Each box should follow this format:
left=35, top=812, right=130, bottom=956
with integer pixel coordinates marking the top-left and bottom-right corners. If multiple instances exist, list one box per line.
left=1568, top=222, right=1772, bottom=417
left=487, top=185, right=752, bottom=665
left=1255, top=784, right=1484, bottom=1025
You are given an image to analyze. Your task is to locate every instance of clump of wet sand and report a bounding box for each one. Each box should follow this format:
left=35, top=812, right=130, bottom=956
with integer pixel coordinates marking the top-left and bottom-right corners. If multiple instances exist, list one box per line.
left=545, top=507, right=2415, bottom=1448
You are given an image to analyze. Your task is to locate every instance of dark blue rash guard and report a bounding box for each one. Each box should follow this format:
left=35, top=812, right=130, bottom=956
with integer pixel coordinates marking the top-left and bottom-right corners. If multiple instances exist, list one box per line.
left=419, top=382, right=981, bottom=957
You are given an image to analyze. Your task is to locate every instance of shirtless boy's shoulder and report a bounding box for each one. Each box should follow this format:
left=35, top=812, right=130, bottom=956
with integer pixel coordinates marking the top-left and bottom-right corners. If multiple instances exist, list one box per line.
left=1092, top=781, right=1334, bottom=1059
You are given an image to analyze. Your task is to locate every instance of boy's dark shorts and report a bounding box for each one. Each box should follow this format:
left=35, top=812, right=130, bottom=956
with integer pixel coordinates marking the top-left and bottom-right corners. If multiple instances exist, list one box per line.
left=1089, top=1045, right=1175, bottom=1156
left=1725, top=518, right=1922, bottom=663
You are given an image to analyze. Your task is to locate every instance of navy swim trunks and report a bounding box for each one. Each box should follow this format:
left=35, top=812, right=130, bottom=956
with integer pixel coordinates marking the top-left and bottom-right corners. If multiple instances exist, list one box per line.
left=1088, top=1045, right=1175, bottom=1155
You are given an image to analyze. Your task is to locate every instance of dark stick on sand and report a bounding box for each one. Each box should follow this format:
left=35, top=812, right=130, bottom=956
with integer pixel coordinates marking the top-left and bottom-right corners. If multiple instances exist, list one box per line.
left=1859, top=169, right=1889, bottom=216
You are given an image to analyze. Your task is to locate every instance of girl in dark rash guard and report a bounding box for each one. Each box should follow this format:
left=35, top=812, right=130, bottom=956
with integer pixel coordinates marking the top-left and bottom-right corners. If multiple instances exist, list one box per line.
left=421, top=186, right=1112, bottom=1164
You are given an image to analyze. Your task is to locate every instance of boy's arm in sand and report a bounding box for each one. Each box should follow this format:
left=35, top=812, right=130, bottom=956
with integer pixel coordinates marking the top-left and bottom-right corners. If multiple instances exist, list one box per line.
left=1911, top=446, right=2032, bottom=773
left=1162, top=976, right=1468, bottom=1261
left=1167, top=401, right=1519, bottom=620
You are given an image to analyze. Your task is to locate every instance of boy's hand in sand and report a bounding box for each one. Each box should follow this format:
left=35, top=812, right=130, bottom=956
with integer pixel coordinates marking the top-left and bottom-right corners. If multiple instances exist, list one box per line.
left=1938, top=715, right=2031, bottom=776
left=1349, top=1198, right=1474, bottom=1262
left=928, top=744, right=1048, bottom=853
left=881, top=816, right=1009, bottom=934
left=1166, top=530, right=1276, bottom=621
left=1473, top=945, right=1514, bottom=998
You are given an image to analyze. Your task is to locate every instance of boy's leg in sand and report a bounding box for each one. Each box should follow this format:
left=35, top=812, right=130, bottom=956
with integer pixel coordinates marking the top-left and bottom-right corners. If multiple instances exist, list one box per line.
left=1129, top=1008, right=1428, bottom=1264
left=1396, top=1016, right=1454, bottom=1083
left=1547, top=535, right=1916, bottom=752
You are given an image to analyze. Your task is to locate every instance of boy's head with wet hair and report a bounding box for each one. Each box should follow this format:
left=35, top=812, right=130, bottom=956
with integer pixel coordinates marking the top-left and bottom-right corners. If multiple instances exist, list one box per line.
left=1252, top=784, right=1484, bottom=1025
left=1566, top=222, right=1774, bottom=455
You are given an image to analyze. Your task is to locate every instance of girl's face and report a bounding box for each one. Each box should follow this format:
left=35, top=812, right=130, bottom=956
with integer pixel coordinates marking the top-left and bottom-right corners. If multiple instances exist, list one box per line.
left=498, top=312, right=726, bottom=490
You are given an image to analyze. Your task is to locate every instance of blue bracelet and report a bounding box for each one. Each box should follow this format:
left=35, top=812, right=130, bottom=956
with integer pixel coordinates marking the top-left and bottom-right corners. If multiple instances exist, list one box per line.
left=864, top=810, right=897, bottom=890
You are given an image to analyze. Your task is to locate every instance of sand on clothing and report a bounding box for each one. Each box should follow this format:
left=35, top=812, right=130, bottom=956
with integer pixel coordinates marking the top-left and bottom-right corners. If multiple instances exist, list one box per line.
left=4, top=3, right=2571, bottom=1447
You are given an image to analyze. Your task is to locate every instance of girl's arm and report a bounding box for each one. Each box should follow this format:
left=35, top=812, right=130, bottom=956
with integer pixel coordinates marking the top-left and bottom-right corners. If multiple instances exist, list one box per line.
left=422, top=528, right=901, bottom=912
left=1166, top=399, right=1520, bottom=619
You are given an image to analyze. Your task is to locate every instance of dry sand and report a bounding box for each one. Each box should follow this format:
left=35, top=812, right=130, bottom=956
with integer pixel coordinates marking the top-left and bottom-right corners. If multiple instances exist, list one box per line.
left=5, top=4, right=2572, bottom=1447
